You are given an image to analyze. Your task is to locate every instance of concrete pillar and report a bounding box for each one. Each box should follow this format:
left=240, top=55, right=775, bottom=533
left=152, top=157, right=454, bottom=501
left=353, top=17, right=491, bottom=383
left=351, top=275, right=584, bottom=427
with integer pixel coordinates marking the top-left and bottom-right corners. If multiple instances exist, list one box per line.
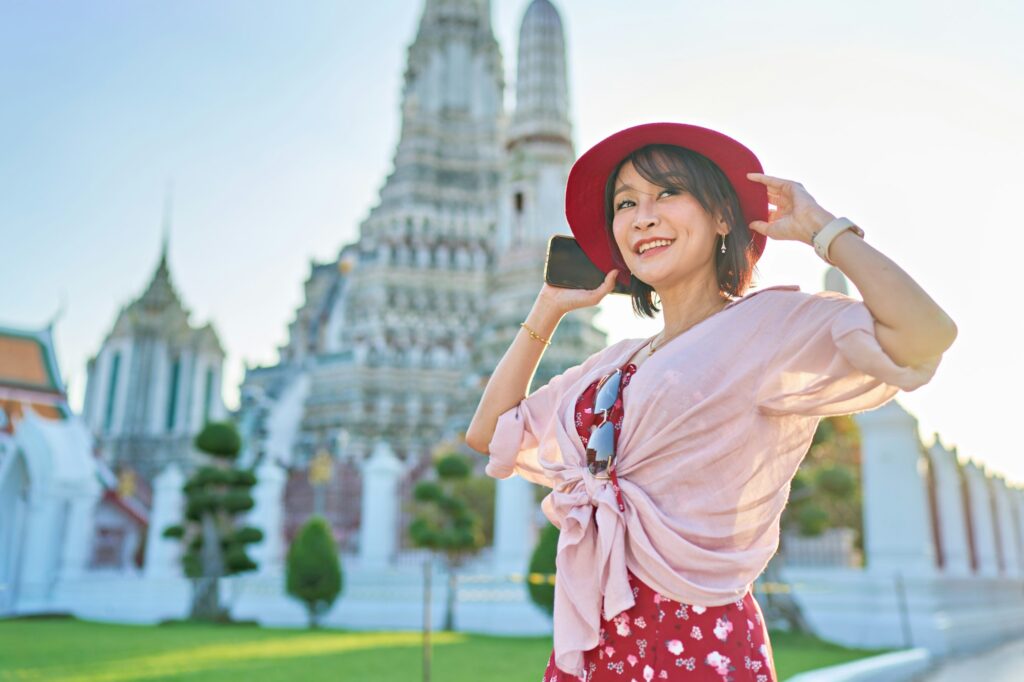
left=926, top=437, right=972, bottom=575
left=492, top=474, right=536, bottom=575
left=854, top=401, right=936, bottom=574
left=248, top=460, right=286, bottom=574
left=1014, top=489, right=1024, bottom=575
left=991, top=476, right=1021, bottom=577
left=358, top=440, right=404, bottom=567
left=144, top=465, right=185, bottom=578
left=962, top=461, right=999, bottom=577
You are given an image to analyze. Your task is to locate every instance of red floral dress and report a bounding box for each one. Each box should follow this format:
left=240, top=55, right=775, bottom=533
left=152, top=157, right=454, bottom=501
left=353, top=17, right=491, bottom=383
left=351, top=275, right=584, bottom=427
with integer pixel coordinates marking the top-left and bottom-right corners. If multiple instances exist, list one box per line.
left=543, top=362, right=777, bottom=682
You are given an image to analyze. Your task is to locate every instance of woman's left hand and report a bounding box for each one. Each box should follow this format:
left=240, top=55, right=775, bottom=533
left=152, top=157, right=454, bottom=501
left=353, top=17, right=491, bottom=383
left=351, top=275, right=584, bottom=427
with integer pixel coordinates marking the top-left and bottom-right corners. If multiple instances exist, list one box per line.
left=745, top=173, right=836, bottom=245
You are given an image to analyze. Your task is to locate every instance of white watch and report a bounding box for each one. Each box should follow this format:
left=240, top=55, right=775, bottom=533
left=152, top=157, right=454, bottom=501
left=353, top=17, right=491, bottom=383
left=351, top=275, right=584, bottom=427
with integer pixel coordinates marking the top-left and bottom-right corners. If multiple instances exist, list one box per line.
left=811, top=217, right=864, bottom=264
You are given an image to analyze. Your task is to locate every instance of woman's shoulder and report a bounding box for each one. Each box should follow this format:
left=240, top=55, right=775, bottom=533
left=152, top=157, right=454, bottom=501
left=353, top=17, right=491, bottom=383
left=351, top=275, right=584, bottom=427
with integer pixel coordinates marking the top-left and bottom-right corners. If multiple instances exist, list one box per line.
left=732, top=284, right=859, bottom=310
left=727, top=284, right=802, bottom=311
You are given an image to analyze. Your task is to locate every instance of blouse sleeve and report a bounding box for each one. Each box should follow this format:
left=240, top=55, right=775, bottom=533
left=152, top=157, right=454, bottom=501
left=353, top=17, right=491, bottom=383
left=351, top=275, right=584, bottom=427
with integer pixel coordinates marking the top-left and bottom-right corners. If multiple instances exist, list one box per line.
left=484, top=347, right=610, bottom=488
left=755, top=291, right=943, bottom=417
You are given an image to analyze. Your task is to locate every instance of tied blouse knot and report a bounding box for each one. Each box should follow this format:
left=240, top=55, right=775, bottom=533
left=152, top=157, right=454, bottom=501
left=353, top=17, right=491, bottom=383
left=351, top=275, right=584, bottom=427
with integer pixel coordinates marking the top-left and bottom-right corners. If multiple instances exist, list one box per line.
left=484, top=286, right=942, bottom=678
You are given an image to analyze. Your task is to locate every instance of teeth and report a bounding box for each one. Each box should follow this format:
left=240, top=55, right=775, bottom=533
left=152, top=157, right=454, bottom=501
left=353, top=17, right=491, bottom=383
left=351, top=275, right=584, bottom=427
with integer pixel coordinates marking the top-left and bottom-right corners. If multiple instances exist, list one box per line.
left=637, top=239, right=673, bottom=254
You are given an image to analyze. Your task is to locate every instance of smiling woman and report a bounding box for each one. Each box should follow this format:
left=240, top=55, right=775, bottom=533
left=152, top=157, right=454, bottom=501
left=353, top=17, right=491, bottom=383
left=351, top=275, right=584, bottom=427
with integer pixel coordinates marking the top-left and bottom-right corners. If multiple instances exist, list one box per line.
left=602, top=144, right=757, bottom=318
left=466, top=121, right=954, bottom=682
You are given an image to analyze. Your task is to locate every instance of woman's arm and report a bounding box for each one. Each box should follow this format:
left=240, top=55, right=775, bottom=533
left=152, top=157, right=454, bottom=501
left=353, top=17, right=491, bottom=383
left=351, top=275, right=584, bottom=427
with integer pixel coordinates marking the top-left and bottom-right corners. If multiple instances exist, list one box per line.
left=465, top=270, right=620, bottom=454
left=746, top=173, right=957, bottom=368
left=821, top=227, right=955, bottom=367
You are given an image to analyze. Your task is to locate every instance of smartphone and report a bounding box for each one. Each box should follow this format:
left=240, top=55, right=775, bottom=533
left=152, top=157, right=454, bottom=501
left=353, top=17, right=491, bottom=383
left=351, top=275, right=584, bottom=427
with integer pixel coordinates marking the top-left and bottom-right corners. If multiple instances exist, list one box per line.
left=544, top=235, right=630, bottom=295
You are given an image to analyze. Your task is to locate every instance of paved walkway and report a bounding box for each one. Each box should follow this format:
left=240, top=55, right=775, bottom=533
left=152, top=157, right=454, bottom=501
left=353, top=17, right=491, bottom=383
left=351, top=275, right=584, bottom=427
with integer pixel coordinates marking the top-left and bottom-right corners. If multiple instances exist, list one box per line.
left=921, top=638, right=1024, bottom=681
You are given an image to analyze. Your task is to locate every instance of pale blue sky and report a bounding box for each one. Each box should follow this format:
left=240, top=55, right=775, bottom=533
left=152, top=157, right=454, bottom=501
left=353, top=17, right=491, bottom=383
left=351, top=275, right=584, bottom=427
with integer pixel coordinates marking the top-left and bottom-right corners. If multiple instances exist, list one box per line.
left=1, top=1, right=1021, bottom=481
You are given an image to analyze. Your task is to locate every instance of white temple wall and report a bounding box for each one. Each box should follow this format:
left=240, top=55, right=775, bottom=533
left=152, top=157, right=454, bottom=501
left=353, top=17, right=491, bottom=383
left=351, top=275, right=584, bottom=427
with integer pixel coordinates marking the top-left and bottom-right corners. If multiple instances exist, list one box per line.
left=60, top=493, right=101, bottom=581
left=963, top=461, right=1000, bottom=577
left=926, top=440, right=972, bottom=575
left=209, top=363, right=227, bottom=422
left=1014, top=489, right=1024, bottom=574
left=89, top=339, right=134, bottom=436
left=781, top=567, right=1024, bottom=656
left=854, top=402, right=936, bottom=574
left=0, top=450, right=30, bottom=615
left=172, top=348, right=193, bottom=435
left=16, top=492, right=65, bottom=611
left=991, top=476, right=1021, bottom=577
left=112, top=340, right=135, bottom=437
left=187, top=353, right=208, bottom=429
left=147, top=340, right=170, bottom=435
left=144, top=465, right=184, bottom=579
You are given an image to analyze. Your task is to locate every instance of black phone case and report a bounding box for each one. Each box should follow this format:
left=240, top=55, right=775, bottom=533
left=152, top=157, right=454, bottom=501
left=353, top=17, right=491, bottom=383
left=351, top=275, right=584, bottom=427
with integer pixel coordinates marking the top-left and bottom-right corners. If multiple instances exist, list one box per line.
left=544, top=235, right=630, bottom=295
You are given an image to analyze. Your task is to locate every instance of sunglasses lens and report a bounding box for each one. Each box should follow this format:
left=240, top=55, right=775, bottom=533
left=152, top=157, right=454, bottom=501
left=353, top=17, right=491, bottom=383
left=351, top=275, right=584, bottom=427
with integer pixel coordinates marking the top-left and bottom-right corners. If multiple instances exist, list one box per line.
left=595, top=369, right=621, bottom=412
left=587, top=421, right=615, bottom=463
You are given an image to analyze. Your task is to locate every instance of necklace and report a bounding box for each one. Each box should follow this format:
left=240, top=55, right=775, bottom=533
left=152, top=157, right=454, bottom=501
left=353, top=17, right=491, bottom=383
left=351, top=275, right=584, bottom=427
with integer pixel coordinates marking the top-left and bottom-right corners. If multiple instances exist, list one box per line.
left=647, top=299, right=732, bottom=356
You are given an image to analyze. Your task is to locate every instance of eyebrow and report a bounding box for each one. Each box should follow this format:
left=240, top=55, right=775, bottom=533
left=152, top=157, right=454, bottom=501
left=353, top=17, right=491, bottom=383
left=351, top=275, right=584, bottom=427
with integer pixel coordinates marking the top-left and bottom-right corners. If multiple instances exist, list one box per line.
left=613, top=184, right=635, bottom=197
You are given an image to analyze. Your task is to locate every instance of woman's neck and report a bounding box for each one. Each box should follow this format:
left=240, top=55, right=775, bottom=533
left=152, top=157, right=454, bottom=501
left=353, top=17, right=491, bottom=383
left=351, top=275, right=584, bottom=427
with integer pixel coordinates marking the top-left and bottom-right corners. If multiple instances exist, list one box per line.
left=655, top=275, right=731, bottom=342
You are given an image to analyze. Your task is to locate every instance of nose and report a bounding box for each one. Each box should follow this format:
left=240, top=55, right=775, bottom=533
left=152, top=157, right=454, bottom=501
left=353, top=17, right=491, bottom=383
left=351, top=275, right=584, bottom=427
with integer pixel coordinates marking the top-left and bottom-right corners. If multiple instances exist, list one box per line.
left=632, top=207, right=658, bottom=230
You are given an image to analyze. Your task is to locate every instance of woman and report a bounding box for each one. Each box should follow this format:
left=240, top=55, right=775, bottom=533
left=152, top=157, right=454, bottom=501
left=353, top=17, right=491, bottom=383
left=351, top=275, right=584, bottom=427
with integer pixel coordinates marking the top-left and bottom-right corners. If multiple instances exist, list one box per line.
left=465, top=123, right=956, bottom=682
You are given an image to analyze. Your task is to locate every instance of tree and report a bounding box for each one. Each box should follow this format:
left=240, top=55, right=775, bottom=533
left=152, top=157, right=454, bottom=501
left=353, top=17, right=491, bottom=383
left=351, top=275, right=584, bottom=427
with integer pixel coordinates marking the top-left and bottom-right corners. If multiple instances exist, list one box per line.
left=162, top=421, right=261, bottom=621
left=407, top=453, right=486, bottom=631
left=286, top=515, right=343, bottom=628
left=782, top=416, right=861, bottom=541
left=527, top=523, right=559, bottom=616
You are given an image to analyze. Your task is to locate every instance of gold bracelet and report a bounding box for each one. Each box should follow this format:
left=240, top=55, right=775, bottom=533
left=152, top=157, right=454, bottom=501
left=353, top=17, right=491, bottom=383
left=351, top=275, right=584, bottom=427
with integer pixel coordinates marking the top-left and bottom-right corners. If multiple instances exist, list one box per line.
left=520, top=322, right=552, bottom=346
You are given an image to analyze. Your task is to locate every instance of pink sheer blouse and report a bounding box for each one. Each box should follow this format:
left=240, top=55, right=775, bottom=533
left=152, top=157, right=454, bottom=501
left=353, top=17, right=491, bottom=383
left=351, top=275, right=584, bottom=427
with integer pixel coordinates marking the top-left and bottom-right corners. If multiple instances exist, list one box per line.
left=484, top=285, right=942, bottom=678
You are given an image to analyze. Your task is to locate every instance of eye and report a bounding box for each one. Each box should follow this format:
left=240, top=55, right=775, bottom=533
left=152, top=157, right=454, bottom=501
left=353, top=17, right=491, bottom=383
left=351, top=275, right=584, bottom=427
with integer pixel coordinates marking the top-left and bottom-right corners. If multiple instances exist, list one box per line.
left=658, top=188, right=679, bottom=198
left=614, top=198, right=636, bottom=211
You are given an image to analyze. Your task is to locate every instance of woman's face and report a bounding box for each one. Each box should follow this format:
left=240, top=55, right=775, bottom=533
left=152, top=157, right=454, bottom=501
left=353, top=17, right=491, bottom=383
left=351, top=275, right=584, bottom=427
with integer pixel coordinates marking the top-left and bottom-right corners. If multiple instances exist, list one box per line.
left=611, top=160, right=726, bottom=290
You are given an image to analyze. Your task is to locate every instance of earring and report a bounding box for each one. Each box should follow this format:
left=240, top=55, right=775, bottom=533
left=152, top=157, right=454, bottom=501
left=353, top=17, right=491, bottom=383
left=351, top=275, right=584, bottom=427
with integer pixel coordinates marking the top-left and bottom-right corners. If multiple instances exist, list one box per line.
left=720, top=234, right=727, bottom=254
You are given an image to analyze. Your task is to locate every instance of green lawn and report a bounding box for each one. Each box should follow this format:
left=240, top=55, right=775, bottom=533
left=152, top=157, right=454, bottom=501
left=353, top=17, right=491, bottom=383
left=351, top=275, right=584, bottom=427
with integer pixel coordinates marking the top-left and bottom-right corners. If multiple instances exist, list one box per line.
left=0, top=618, right=887, bottom=681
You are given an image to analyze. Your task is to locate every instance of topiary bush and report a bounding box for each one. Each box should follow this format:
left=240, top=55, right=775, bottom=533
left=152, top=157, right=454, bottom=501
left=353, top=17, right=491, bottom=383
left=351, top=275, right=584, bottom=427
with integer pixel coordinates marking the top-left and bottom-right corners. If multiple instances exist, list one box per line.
left=527, top=522, right=559, bottom=616
left=286, top=515, right=343, bottom=628
left=162, top=421, right=260, bottom=621
left=407, top=452, right=486, bottom=631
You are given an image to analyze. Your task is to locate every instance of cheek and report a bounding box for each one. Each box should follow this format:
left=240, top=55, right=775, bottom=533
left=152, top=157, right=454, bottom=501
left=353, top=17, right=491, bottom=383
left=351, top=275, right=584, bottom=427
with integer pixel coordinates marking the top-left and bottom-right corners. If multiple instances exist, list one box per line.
left=611, top=219, right=633, bottom=261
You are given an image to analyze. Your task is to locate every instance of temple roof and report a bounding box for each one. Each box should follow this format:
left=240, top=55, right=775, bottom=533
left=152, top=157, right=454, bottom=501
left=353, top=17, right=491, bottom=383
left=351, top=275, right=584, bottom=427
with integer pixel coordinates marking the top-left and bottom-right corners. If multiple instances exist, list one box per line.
left=105, top=240, right=224, bottom=356
left=0, top=325, right=63, bottom=394
left=0, top=324, right=69, bottom=432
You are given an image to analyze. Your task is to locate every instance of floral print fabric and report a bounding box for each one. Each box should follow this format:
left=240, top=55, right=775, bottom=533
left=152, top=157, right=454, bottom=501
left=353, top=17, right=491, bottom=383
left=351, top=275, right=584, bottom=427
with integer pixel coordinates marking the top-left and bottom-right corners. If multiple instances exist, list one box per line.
left=541, top=362, right=777, bottom=681
left=542, top=570, right=776, bottom=681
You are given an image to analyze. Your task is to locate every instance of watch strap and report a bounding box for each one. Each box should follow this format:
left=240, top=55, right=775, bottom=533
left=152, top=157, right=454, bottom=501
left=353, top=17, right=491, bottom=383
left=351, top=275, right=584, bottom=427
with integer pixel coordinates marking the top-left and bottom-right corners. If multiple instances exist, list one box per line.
left=811, top=217, right=864, bottom=264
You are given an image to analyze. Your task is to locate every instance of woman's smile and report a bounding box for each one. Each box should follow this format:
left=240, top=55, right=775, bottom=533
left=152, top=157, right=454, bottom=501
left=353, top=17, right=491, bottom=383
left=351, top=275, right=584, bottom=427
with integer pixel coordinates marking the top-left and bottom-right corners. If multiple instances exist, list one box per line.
left=636, top=239, right=675, bottom=259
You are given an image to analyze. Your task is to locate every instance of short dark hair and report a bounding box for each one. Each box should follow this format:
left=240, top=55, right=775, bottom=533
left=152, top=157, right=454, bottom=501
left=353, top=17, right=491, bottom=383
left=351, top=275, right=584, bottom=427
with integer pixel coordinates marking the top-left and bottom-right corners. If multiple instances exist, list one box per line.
left=603, top=144, right=758, bottom=318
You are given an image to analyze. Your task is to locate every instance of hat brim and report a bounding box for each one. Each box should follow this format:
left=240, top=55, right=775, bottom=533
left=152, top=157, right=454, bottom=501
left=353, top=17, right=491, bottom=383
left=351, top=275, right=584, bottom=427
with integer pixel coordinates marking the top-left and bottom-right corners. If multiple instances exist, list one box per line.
left=565, top=122, right=769, bottom=288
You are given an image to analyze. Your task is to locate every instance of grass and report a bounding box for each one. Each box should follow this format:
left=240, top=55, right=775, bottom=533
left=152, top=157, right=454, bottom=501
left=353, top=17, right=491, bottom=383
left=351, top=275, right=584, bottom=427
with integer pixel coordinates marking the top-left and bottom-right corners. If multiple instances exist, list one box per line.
left=0, top=618, right=888, bottom=681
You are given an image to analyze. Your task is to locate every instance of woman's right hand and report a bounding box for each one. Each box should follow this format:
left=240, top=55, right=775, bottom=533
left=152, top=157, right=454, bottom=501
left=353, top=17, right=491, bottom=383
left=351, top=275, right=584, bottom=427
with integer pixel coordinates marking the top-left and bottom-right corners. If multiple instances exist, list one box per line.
left=536, top=269, right=621, bottom=316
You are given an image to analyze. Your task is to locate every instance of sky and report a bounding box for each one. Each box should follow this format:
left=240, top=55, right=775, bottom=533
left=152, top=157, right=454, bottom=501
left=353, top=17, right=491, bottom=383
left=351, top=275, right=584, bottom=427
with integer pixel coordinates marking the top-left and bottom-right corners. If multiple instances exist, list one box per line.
left=1, top=0, right=1022, bottom=482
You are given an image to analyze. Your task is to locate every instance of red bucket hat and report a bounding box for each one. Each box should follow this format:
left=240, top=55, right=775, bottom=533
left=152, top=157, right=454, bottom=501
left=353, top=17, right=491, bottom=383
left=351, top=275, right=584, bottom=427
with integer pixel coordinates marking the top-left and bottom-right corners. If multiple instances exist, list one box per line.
left=565, top=122, right=769, bottom=288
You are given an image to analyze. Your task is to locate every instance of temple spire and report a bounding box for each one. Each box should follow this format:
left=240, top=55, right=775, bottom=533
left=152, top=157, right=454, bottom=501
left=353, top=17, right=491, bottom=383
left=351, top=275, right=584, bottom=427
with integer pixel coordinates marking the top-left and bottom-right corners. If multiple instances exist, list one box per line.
left=419, top=0, right=490, bottom=31
left=138, top=187, right=180, bottom=312
left=509, top=0, right=572, bottom=150
left=374, top=0, right=504, bottom=216
left=160, top=181, right=173, bottom=269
